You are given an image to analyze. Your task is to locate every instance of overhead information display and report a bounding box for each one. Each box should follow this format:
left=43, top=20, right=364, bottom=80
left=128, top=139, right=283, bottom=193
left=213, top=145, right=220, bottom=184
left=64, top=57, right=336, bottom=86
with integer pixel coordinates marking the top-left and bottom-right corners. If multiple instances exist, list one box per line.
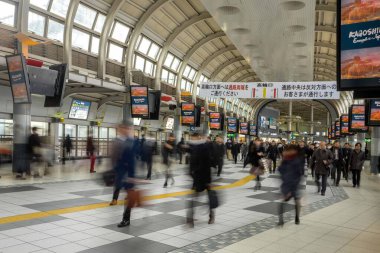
left=181, top=103, right=195, bottom=125
left=239, top=122, right=248, bottom=135
left=366, top=99, right=380, bottom=126
left=338, top=0, right=380, bottom=90
left=69, top=99, right=91, bottom=120
left=227, top=118, right=238, bottom=133
left=199, top=82, right=339, bottom=99
left=349, top=104, right=369, bottom=132
left=249, top=122, right=257, bottom=136
left=340, top=114, right=350, bottom=135
left=209, top=112, right=222, bottom=130
left=131, top=86, right=149, bottom=119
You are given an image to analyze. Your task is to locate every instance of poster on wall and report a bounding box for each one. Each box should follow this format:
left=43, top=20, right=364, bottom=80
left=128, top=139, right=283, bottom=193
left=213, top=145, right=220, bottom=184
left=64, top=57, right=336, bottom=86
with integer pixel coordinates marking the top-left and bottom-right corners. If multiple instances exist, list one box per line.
left=366, top=99, right=380, bottom=126
left=181, top=103, right=195, bottom=125
left=227, top=118, right=238, bottom=133
left=335, top=120, right=341, bottom=138
left=249, top=122, right=257, bottom=136
left=130, top=86, right=149, bottom=119
left=6, top=54, right=32, bottom=104
left=349, top=104, right=369, bottom=132
left=209, top=112, right=222, bottom=130
left=239, top=122, right=248, bottom=135
left=69, top=99, right=91, bottom=120
left=340, top=114, right=351, bottom=135
left=338, top=0, right=380, bottom=90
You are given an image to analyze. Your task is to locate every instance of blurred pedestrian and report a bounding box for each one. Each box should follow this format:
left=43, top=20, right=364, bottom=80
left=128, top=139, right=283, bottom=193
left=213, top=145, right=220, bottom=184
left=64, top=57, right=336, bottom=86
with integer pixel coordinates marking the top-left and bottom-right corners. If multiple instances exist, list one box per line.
left=226, top=139, right=233, bottom=160
left=162, top=133, right=175, bottom=188
left=331, top=141, right=344, bottom=186
left=349, top=143, right=365, bottom=188
left=231, top=140, right=240, bottom=164
left=247, top=139, right=265, bottom=190
left=310, top=141, right=333, bottom=196
left=28, top=127, right=42, bottom=177
left=278, top=144, right=303, bottom=226
left=177, top=137, right=185, bottom=164
left=240, top=142, right=248, bottom=162
left=63, top=134, right=73, bottom=161
left=267, top=141, right=278, bottom=173
left=214, top=136, right=225, bottom=176
left=342, top=143, right=352, bottom=181
left=187, top=133, right=216, bottom=227
left=142, top=132, right=155, bottom=180
left=86, top=136, right=96, bottom=173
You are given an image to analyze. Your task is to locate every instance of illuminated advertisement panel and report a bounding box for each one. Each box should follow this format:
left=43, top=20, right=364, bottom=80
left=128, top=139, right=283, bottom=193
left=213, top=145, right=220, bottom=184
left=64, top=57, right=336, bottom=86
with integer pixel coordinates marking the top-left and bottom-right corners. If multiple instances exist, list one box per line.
left=239, top=122, right=248, bottom=135
left=69, top=99, right=91, bottom=120
left=349, top=104, right=369, bottom=132
left=335, top=120, right=341, bottom=138
left=209, top=112, right=221, bottom=130
left=181, top=103, right=195, bottom=125
left=340, top=114, right=351, bottom=135
left=130, top=86, right=149, bottom=118
left=366, top=99, right=380, bottom=126
left=6, top=54, right=31, bottom=104
left=249, top=122, right=257, bottom=136
left=227, top=117, right=237, bottom=133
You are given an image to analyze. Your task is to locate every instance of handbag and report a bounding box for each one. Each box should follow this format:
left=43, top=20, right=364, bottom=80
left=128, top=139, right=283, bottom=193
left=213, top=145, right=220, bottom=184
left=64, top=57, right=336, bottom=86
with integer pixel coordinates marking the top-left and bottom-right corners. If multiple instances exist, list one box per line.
left=208, top=190, right=219, bottom=209
left=250, top=166, right=264, bottom=176
left=102, top=170, right=116, bottom=187
left=127, top=189, right=143, bottom=208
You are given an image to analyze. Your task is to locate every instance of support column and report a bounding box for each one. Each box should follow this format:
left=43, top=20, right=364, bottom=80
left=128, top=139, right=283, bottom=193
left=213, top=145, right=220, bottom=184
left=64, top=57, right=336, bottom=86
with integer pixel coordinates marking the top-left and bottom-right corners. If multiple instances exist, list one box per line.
left=310, top=104, right=314, bottom=142
left=173, top=108, right=182, bottom=142
left=12, top=104, right=31, bottom=174
left=327, top=111, right=330, bottom=126
left=288, top=101, right=293, bottom=141
left=50, top=122, right=60, bottom=162
left=370, top=127, right=380, bottom=174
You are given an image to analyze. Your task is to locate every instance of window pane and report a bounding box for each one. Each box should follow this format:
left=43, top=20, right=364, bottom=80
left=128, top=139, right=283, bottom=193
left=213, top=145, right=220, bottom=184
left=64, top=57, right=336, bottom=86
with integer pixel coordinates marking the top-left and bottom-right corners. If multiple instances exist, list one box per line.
left=196, top=86, right=200, bottom=96
left=168, top=72, right=176, bottom=85
left=171, top=57, right=180, bottom=71
left=30, top=0, right=49, bottom=10
left=108, top=43, right=123, bottom=62
left=145, top=60, right=154, bottom=76
left=161, top=69, right=168, bottom=82
left=91, top=36, right=100, bottom=54
left=188, top=69, right=196, bottom=80
left=148, top=43, right=160, bottom=59
left=109, top=128, right=116, bottom=139
left=181, top=80, right=186, bottom=90
left=183, top=66, right=191, bottom=78
left=28, top=12, right=45, bottom=36
left=72, top=29, right=90, bottom=50
left=78, top=125, right=87, bottom=138
left=164, top=53, right=173, bottom=68
left=99, top=127, right=107, bottom=138
left=134, top=55, right=145, bottom=72
left=50, top=0, right=70, bottom=18
left=47, top=19, right=64, bottom=42
left=138, top=37, right=151, bottom=55
left=74, top=4, right=97, bottom=29
left=94, top=13, right=106, bottom=33
left=0, top=1, right=15, bottom=26
left=111, top=22, right=130, bottom=43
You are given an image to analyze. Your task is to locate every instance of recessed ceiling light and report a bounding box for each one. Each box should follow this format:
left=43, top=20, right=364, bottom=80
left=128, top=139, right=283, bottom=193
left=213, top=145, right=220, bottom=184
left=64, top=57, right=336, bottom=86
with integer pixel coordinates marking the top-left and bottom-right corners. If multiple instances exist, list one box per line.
left=281, top=1, right=306, bottom=11
left=217, top=6, right=240, bottom=15
left=288, top=25, right=306, bottom=32
left=293, top=42, right=307, bottom=47
left=232, top=28, right=250, bottom=35
left=295, top=55, right=307, bottom=59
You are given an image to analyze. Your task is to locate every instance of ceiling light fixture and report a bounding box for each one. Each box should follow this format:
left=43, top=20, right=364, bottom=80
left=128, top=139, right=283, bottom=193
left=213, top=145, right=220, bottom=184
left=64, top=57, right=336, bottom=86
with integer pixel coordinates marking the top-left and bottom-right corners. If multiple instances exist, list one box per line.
left=281, top=1, right=306, bottom=11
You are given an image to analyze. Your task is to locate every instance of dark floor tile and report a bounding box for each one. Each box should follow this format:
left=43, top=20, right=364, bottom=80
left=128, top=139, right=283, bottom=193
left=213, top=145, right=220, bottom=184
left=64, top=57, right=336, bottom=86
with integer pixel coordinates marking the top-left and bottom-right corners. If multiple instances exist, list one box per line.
left=0, top=216, right=65, bottom=231
left=0, top=185, right=43, bottom=194
left=142, top=200, right=205, bottom=213
left=70, top=188, right=114, bottom=197
left=246, top=186, right=279, bottom=192
left=244, top=202, right=294, bottom=215
left=247, top=192, right=282, bottom=201
left=22, top=198, right=104, bottom=211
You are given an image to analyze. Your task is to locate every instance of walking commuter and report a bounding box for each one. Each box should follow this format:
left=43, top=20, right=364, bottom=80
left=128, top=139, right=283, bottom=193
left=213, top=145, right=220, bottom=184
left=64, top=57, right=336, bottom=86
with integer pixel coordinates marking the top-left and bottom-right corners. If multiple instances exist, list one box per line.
left=226, top=139, right=233, bottom=160
left=116, top=124, right=139, bottom=228
left=309, top=141, right=333, bottom=196
left=267, top=141, right=278, bottom=173
left=86, top=136, right=96, bottom=173
left=298, top=141, right=309, bottom=169
left=231, top=140, right=240, bottom=164
left=214, top=136, right=225, bottom=176
left=247, top=139, right=265, bottom=190
left=187, top=133, right=216, bottom=227
left=28, top=127, right=42, bottom=177
left=331, top=141, right=344, bottom=186
left=162, top=133, right=175, bottom=188
left=240, top=142, right=248, bottom=161
left=342, top=143, right=352, bottom=181
left=278, top=144, right=303, bottom=226
left=177, top=138, right=185, bottom=164
left=63, top=134, right=73, bottom=161
left=142, top=133, right=155, bottom=180
left=110, top=125, right=130, bottom=206
left=349, top=143, right=365, bottom=188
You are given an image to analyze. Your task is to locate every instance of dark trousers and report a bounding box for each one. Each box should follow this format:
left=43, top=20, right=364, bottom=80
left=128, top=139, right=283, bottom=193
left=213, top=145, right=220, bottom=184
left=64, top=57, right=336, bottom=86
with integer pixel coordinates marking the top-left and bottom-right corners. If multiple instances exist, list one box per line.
left=146, top=159, right=152, bottom=179
left=233, top=154, right=238, bottom=164
left=279, top=197, right=300, bottom=224
left=269, top=158, right=276, bottom=173
left=352, top=170, right=361, bottom=186
left=216, top=160, right=223, bottom=176
left=187, top=188, right=214, bottom=222
left=113, top=187, right=120, bottom=201
left=343, top=160, right=349, bottom=179
left=334, top=162, right=344, bottom=185
left=315, top=173, right=327, bottom=194
left=179, top=152, right=183, bottom=164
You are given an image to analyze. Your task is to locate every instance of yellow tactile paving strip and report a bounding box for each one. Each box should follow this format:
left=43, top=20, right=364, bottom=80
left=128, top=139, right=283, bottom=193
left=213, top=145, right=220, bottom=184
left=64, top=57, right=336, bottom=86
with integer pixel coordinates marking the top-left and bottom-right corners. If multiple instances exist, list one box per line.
left=0, top=175, right=255, bottom=225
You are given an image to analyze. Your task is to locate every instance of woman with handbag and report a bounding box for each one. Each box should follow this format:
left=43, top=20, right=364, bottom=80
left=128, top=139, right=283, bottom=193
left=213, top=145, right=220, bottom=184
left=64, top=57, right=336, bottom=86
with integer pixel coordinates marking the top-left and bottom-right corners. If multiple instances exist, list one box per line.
left=248, top=139, right=265, bottom=190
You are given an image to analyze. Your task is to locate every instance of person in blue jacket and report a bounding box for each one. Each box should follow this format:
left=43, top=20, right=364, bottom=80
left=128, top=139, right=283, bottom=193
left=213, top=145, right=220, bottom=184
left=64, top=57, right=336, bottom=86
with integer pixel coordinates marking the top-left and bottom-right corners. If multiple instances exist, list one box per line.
left=278, top=144, right=303, bottom=226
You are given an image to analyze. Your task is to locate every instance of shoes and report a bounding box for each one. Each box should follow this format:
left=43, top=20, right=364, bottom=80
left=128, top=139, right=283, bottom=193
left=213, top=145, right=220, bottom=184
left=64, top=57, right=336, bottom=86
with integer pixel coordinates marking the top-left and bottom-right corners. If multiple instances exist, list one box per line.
left=163, top=183, right=167, bottom=188
left=353, top=185, right=356, bottom=188
left=186, top=218, right=194, bottom=228
left=295, top=218, right=300, bottom=225
left=335, top=184, right=339, bottom=187
left=117, top=220, right=130, bottom=227
left=321, top=192, right=325, bottom=196
left=357, top=185, right=360, bottom=188
left=208, top=211, right=215, bottom=224
left=109, top=200, right=117, bottom=206
left=277, top=221, right=284, bottom=227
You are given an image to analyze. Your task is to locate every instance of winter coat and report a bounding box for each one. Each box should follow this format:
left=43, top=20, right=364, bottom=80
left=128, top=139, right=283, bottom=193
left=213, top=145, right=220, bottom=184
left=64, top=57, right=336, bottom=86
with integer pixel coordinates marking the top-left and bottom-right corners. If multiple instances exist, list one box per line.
left=349, top=150, right=365, bottom=171
left=310, top=148, right=333, bottom=175
left=267, top=145, right=278, bottom=160
left=278, top=155, right=303, bottom=197
left=189, top=140, right=212, bottom=192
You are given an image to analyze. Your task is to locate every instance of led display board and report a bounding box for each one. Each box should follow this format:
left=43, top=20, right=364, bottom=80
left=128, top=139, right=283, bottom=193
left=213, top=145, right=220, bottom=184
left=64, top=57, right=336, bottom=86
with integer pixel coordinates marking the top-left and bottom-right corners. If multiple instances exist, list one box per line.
left=181, top=103, right=195, bottom=125
left=130, top=86, right=149, bottom=119
left=209, top=112, right=222, bottom=130
left=6, top=54, right=31, bottom=104
left=340, top=114, right=351, bottom=135
left=349, top=104, right=369, bottom=132
left=239, top=122, right=248, bottom=135
left=69, top=99, right=91, bottom=120
left=366, top=99, right=380, bottom=126
left=249, top=122, right=257, bottom=136
left=227, top=117, right=238, bottom=133
left=335, top=120, right=341, bottom=138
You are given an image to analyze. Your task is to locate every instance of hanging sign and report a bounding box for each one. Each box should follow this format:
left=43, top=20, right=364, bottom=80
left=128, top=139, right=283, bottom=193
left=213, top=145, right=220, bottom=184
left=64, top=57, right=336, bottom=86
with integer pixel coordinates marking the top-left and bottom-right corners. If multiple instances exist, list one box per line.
left=338, top=0, right=380, bottom=90
left=335, top=120, right=341, bottom=138
left=6, top=54, right=32, bottom=104
left=328, top=127, right=332, bottom=140
left=239, top=122, right=248, bottom=135
left=227, top=118, right=238, bottom=133
left=209, top=112, right=222, bottom=130
left=199, top=81, right=340, bottom=99
left=181, top=103, right=195, bottom=126
left=349, top=104, right=369, bottom=132
left=366, top=99, right=380, bottom=126
left=249, top=122, right=257, bottom=136
left=340, top=114, right=351, bottom=135
left=130, top=86, right=149, bottom=119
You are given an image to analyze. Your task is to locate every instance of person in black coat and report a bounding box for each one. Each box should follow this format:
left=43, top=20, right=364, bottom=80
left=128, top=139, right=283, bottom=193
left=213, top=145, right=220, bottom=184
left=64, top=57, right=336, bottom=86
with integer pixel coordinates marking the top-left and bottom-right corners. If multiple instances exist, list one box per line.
left=63, top=135, right=73, bottom=161
left=349, top=143, right=365, bottom=188
left=330, top=141, right=345, bottom=186
left=342, top=143, right=352, bottom=181
left=247, top=139, right=265, bottom=190
left=142, top=133, right=156, bottom=180
left=214, top=136, right=225, bottom=176
left=310, top=141, right=333, bottom=196
left=187, top=133, right=215, bottom=227
left=267, top=141, right=278, bottom=173
left=231, top=140, right=240, bottom=164
left=162, top=134, right=176, bottom=187
left=278, top=144, right=303, bottom=226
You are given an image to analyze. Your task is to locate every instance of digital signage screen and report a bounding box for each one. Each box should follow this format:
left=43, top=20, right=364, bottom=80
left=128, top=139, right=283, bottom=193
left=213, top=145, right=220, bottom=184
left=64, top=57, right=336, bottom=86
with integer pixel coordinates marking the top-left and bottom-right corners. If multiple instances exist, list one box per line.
left=227, top=117, right=237, bottom=133
left=209, top=112, right=221, bottom=130
left=328, top=127, right=332, bottom=139
left=249, top=122, right=257, bottom=136
left=181, top=103, right=195, bottom=125
left=130, top=86, right=149, bottom=118
left=349, top=104, right=369, bottom=132
left=269, top=117, right=277, bottom=130
left=335, top=120, right=341, bottom=138
left=69, top=99, right=91, bottom=120
left=6, top=54, right=31, bottom=104
left=331, top=124, right=336, bottom=139
left=165, top=117, right=174, bottom=130
left=366, top=99, right=380, bottom=126
left=338, top=0, right=380, bottom=90
left=239, top=122, right=248, bottom=135
left=340, top=114, right=351, bottom=135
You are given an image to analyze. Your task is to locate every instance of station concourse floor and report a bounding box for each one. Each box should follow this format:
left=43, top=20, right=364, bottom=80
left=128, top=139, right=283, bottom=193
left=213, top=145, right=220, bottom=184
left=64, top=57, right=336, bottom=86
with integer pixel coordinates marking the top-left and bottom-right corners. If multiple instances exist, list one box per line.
left=0, top=158, right=379, bottom=253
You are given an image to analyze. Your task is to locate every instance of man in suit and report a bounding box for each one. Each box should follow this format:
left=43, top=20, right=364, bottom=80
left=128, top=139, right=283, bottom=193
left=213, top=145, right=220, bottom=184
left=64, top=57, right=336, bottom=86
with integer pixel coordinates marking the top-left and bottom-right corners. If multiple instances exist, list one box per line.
left=310, top=141, right=333, bottom=196
left=330, top=141, right=345, bottom=186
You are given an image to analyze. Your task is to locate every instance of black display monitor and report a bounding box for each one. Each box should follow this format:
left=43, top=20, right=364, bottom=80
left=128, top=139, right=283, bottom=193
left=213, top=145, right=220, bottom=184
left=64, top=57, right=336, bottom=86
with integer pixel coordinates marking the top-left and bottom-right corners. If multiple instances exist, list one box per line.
left=366, top=99, right=380, bottom=126
left=337, top=0, right=380, bottom=90
left=181, top=103, right=195, bottom=126
left=340, top=114, right=351, bottom=135
left=68, top=99, right=91, bottom=120
left=335, top=120, right=341, bottom=138
left=209, top=112, right=222, bottom=130
left=130, top=86, right=149, bottom=119
left=148, top=90, right=161, bottom=120
left=44, top=64, right=68, bottom=107
left=239, top=122, right=248, bottom=135
left=349, top=104, right=369, bottom=132
left=227, top=117, right=238, bottom=133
